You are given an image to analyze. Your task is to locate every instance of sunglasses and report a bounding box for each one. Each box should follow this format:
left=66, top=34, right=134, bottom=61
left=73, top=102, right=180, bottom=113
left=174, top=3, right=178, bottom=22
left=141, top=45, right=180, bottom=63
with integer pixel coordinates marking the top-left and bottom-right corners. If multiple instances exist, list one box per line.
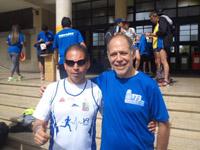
left=65, top=59, right=87, bottom=67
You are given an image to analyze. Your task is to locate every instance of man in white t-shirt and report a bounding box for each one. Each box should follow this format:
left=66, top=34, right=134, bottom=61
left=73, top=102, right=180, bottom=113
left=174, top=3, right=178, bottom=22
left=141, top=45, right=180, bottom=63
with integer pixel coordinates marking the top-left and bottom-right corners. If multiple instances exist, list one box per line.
left=33, top=44, right=102, bottom=150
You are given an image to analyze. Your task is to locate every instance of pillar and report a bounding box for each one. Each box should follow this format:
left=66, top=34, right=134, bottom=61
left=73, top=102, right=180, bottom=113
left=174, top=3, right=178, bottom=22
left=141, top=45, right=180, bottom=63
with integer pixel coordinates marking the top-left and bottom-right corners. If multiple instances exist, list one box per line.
left=45, top=0, right=72, bottom=81
left=115, top=0, right=127, bottom=19
left=56, top=0, right=72, bottom=32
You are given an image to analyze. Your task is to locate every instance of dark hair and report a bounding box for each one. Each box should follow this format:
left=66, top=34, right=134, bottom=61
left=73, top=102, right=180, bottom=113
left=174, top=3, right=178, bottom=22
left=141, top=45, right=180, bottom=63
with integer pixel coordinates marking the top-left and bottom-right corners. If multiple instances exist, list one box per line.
left=65, top=44, right=89, bottom=61
left=61, top=17, right=71, bottom=28
left=42, top=24, right=48, bottom=31
left=107, top=33, right=133, bottom=52
left=149, top=10, right=158, bottom=17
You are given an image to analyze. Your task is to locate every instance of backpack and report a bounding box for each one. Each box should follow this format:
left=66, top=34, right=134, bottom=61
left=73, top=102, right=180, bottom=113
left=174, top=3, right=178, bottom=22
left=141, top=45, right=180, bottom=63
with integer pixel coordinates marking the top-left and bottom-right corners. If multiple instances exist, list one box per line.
left=160, top=15, right=175, bottom=35
left=9, top=108, right=35, bottom=133
left=0, top=122, right=9, bottom=147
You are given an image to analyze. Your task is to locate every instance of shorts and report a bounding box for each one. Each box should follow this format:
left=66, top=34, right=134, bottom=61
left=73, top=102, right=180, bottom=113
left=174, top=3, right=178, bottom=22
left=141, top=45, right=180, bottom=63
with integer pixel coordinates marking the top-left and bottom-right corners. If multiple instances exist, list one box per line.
left=37, top=55, right=44, bottom=65
left=153, top=37, right=164, bottom=52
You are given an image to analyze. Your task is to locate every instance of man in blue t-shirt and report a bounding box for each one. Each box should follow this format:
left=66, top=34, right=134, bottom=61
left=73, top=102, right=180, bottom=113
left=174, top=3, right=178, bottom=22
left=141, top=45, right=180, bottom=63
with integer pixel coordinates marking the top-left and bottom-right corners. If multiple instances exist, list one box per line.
left=53, top=17, right=86, bottom=79
left=94, top=34, right=170, bottom=150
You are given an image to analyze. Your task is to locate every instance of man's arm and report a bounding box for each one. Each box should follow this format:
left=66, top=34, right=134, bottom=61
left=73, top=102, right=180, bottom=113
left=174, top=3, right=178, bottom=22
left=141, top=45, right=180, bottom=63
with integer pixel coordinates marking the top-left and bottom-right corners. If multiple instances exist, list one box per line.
left=80, top=42, right=86, bottom=48
left=156, top=121, right=170, bottom=150
left=32, top=119, right=49, bottom=145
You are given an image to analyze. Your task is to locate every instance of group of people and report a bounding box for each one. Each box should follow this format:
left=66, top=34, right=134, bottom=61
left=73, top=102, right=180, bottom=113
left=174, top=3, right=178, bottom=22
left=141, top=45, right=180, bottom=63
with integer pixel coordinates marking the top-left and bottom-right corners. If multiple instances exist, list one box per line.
left=105, top=10, right=173, bottom=87
left=5, top=11, right=171, bottom=150
left=34, top=17, right=86, bottom=80
left=32, top=12, right=170, bottom=150
left=6, top=17, right=85, bottom=81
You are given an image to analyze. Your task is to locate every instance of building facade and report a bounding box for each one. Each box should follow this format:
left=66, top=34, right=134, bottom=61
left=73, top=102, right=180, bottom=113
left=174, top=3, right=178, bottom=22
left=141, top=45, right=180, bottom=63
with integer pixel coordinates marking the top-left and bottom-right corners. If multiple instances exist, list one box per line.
left=0, top=0, right=199, bottom=74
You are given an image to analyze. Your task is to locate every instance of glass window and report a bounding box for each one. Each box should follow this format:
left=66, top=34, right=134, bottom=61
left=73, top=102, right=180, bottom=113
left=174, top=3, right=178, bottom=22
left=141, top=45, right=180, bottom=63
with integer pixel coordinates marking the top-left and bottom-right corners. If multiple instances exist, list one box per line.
left=92, top=16, right=107, bottom=25
left=179, top=24, right=198, bottom=41
left=163, top=9, right=176, bottom=18
left=92, top=0, right=107, bottom=9
left=179, top=45, right=190, bottom=54
left=178, top=6, right=200, bottom=17
left=75, top=2, right=90, bottom=10
left=93, top=32, right=105, bottom=46
left=157, top=0, right=176, bottom=9
left=178, top=0, right=200, bottom=7
left=136, top=25, right=152, bottom=35
left=136, top=2, right=154, bottom=12
left=136, top=12, right=150, bottom=21
left=92, top=8, right=107, bottom=17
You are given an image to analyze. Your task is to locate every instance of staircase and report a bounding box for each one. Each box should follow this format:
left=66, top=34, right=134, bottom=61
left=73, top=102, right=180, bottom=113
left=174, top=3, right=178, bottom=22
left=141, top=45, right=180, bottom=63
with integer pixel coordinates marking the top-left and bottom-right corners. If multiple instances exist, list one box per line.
left=0, top=74, right=200, bottom=150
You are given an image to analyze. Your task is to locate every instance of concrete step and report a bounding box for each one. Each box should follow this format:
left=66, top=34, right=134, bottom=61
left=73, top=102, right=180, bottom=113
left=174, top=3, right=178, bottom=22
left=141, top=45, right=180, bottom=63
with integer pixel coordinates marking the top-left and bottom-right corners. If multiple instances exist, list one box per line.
left=0, top=84, right=40, bottom=98
left=169, top=129, right=200, bottom=150
left=164, top=95, right=200, bottom=113
left=169, top=111, right=200, bottom=131
left=0, top=105, right=25, bottom=122
left=0, top=93, right=39, bottom=109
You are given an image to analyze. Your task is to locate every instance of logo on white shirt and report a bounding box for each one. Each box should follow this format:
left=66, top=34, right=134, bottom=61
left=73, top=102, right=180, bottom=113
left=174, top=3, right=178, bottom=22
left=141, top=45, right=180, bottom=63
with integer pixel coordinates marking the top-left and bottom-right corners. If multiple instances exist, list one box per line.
left=124, top=89, right=144, bottom=106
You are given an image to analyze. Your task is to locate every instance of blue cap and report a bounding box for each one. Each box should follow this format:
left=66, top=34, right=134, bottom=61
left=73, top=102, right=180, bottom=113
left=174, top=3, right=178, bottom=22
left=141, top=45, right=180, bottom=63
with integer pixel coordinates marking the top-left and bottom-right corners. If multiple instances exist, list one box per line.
left=115, top=18, right=126, bottom=24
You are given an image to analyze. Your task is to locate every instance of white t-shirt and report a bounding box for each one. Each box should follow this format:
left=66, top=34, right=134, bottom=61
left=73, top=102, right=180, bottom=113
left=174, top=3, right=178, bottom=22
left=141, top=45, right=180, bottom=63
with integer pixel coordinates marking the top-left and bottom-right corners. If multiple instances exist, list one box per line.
left=33, top=79, right=102, bottom=150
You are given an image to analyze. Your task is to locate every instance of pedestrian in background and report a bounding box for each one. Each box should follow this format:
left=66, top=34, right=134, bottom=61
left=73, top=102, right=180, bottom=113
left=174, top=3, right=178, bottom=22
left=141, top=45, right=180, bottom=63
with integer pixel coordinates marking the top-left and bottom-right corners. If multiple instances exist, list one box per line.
left=53, top=17, right=86, bottom=79
left=34, top=24, right=54, bottom=80
left=6, top=24, right=25, bottom=81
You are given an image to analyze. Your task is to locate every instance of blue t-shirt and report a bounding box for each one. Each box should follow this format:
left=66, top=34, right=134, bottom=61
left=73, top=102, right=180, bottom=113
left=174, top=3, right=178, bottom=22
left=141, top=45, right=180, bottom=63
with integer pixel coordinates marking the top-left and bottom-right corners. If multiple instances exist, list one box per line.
left=93, top=71, right=169, bottom=150
left=7, top=33, right=24, bottom=54
left=35, top=30, right=54, bottom=55
left=53, top=28, right=84, bottom=64
left=139, top=34, right=153, bottom=57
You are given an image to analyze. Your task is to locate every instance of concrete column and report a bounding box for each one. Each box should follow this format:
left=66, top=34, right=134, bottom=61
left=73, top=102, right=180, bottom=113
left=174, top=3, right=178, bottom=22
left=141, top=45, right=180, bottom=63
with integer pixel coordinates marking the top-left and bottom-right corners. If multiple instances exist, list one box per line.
left=115, top=0, right=127, bottom=19
left=56, top=0, right=72, bottom=32
left=45, top=0, right=72, bottom=81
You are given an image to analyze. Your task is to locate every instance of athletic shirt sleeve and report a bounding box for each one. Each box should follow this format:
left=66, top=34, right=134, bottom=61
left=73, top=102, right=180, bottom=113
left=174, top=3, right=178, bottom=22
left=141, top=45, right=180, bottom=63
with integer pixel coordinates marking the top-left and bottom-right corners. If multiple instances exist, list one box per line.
left=148, top=82, right=169, bottom=122
left=33, top=82, right=59, bottom=121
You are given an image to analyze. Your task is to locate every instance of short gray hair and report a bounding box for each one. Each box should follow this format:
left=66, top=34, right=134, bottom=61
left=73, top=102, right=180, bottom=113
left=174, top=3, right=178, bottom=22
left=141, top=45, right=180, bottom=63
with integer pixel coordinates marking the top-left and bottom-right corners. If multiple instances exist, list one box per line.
left=107, top=33, right=134, bottom=52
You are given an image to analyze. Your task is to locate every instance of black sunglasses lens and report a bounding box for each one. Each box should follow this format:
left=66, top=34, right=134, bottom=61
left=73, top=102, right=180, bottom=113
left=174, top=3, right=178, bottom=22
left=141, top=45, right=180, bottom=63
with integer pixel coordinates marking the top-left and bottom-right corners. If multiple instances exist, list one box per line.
left=77, top=59, right=86, bottom=66
left=65, top=60, right=75, bottom=66
left=65, top=59, right=86, bottom=66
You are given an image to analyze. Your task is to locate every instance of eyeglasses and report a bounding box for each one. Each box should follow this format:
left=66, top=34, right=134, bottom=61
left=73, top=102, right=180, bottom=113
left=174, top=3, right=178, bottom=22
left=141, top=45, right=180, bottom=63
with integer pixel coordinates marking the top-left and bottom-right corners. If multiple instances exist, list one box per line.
left=65, top=59, right=87, bottom=67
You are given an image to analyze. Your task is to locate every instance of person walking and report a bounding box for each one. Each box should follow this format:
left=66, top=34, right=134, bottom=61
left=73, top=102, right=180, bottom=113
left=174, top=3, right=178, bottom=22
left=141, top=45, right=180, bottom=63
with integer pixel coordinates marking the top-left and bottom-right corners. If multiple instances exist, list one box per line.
left=6, top=24, right=25, bottom=81
left=53, top=17, right=86, bottom=79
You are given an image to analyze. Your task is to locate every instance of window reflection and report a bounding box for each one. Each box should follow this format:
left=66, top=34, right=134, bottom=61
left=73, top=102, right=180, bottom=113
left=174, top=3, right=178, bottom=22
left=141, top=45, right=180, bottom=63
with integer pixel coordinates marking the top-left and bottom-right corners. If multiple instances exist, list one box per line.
left=179, top=24, right=198, bottom=41
left=93, top=33, right=105, bottom=46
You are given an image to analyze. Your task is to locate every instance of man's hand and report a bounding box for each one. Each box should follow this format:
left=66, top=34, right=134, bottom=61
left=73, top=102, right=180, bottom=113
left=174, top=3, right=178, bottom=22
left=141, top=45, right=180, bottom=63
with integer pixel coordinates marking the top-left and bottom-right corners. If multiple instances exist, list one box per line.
left=40, top=85, right=46, bottom=97
left=33, top=126, right=50, bottom=145
left=33, top=120, right=50, bottom=145
left=148, top=121, right=157, bottom=133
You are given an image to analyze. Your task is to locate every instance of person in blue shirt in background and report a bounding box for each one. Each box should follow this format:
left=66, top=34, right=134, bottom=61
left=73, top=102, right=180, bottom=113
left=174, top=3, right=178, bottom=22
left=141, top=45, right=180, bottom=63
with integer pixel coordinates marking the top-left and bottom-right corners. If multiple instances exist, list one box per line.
left=139, top=34, right=154, bottom=75
left=7, top=24, right=25, bottom=81
left=53, top=17, right=86, bottom=79
left=34, top=24, right=54, bottom=80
